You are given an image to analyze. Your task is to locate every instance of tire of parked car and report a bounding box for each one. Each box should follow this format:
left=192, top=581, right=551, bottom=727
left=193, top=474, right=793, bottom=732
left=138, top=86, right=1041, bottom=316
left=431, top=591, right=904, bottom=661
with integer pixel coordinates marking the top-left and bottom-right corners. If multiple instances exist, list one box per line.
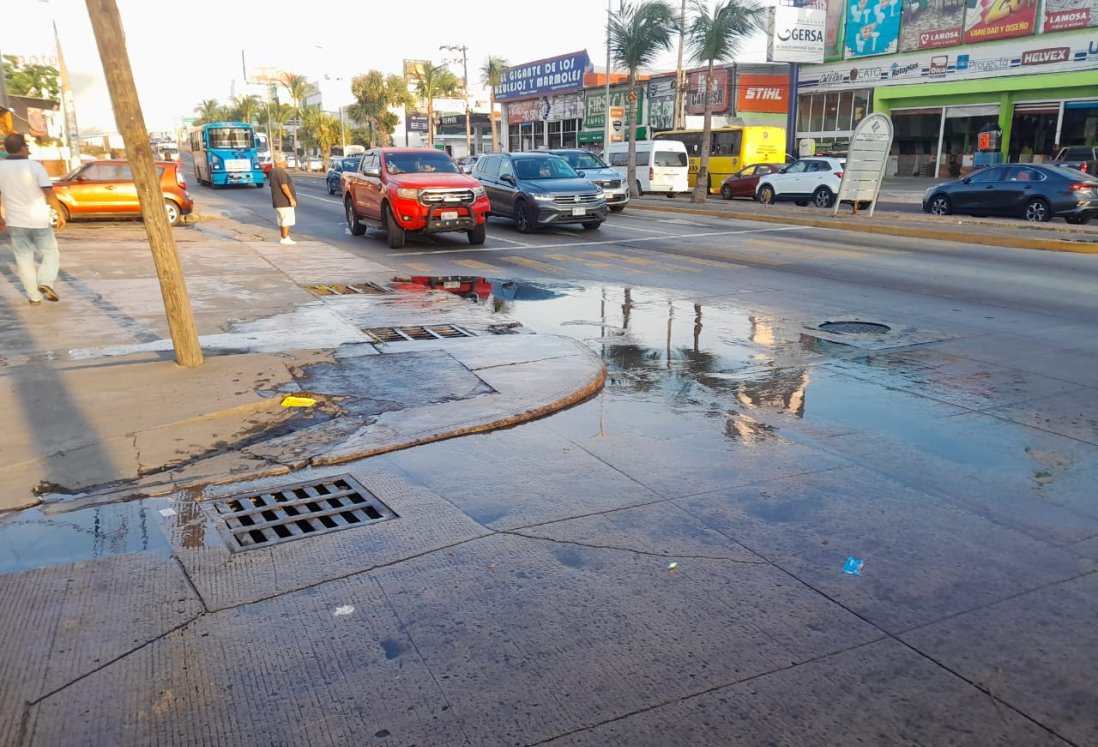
left=610, top=205, right=625, bottom=213
left=328, top=184, right=336, bottom=195
left=928, top=194, right=951, bottom=216
left=468, top=223, right=486, bottom=245
left=385, top=204, right=407, bottom=248
left=1065, top=215, right=1091, bottom=225
left=164, top=200, right=181, bottom=226
left=720, top=185, right=734, bottom=200
left=794, top=200, right=809, bottom=207
left=345, top=198, right=366, bottom=236
left=757, top=185, right=775, bottom=204
left=514, top=198, right=533, bottom=234
left=582, top=220, right=602, bottom=230
left=813, top=186, right=834, bottom=208
left=1023, top=198, right=1051, bottom=223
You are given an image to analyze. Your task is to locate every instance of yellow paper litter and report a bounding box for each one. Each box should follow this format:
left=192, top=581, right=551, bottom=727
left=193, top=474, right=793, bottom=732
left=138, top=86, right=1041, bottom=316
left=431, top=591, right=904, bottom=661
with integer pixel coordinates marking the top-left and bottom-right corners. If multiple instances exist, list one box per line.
left=281, top=396, right=317, bottom=408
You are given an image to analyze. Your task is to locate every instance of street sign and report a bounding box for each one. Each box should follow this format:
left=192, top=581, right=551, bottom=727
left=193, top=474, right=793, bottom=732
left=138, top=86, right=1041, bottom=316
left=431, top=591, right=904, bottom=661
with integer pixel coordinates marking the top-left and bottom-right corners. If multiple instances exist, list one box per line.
left=833, top=113, right=894, bottom=218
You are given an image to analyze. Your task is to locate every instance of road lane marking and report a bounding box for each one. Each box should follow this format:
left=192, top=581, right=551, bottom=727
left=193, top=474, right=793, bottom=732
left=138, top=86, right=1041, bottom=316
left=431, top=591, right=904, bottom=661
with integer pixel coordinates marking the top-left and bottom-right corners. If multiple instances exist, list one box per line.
left=597, top=223, right=679, bottom=235
left=455, top=259, right=505, bottom=272
left=403, top=262, right=433, bottom=272
left=298, top=193, right=342, bottom=205
left=502, top=256, right=564, bottom=273
left=394, top=224, right=804, bottom=256
left=546, top=253, right=612, bottom=268
left=585, top=249, right=699, bottom=273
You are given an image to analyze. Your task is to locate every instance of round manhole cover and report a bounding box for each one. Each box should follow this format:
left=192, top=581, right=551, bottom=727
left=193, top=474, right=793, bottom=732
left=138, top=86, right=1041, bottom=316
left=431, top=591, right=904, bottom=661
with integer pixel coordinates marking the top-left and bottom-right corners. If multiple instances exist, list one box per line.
left=818, top=321, right=891, bottom=335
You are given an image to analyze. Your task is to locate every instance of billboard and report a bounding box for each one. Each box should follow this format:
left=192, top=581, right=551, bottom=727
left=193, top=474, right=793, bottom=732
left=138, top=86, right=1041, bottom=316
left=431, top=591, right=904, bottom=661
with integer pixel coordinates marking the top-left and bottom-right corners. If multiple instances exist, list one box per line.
left=825, top=0, right=848, bottom=60
left=687, top=68, right=731, bottom=114
left=647, top=76, right=677, bottom=131
left=736, top=74, right=790, bottom=113
left=768, top=5, right=827, bottom=63
left=494, top=51, right=592, bottom=102
left=963, top=0, right=1038, bottom=42
left=845, top=0, right=903, bottom=57
left=1042, top=0, right=1098, bottom=30
left=900, top=0, right=965, bottom=50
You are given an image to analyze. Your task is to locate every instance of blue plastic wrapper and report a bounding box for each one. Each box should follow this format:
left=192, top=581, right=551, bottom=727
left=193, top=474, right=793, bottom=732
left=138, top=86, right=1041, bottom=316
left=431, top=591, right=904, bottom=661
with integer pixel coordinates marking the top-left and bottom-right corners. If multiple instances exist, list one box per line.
left=842, top=556, right=864, bottom=576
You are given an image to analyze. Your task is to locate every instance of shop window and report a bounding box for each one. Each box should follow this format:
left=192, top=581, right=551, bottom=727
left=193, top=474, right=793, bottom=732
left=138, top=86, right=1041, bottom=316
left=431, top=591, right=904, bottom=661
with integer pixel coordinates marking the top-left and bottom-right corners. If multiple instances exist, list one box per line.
left=1060, top=103, right=1098, bottom=147
left=810, top=94, right=825, bottom=133
left=824, top=93, right=840, bottom=132
left=797, top=94, right=813, bottom=133
left=836, top=91, right=854, bottom=131
left=852, top=89, right=870, bottom=127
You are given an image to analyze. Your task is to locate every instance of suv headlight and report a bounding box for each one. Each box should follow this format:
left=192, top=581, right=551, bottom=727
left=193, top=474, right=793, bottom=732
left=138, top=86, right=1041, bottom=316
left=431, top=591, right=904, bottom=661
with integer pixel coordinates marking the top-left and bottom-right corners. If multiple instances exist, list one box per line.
left=396, top=187, right=420, bottom=199
left=473, top=186, right=486, bottom=199
left=532, top=193, right=554, bottom=202
left=594, top=188, right=605, bottom=199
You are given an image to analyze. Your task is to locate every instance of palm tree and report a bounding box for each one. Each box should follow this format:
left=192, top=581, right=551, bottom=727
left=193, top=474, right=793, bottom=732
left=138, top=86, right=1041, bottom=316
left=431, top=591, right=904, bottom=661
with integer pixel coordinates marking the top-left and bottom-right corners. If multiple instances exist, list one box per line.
left=299, top=106, right=343, bottom=171
left=347, top=71, right=415, bottom=147
left=230, top=94, right=262, bottom=125
left=479, top=56, right=509, bottom=153
left=413, top=63, right=460, bottom=148
left=687, top=0, right=766, bottom=202
left=193, top=98, right=223, bottom=125
left=281, top=72, right=312, bottom=165
left=260, top=101, right=294, bottom=152
left=610, top=0, right=679, bottom=198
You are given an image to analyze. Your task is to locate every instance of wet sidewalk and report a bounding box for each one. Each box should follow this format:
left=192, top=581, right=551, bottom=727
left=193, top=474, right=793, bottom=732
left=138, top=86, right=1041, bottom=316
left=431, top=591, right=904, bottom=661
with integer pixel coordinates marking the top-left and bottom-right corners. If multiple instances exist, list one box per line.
left=0, top=225, right=604, bottom=512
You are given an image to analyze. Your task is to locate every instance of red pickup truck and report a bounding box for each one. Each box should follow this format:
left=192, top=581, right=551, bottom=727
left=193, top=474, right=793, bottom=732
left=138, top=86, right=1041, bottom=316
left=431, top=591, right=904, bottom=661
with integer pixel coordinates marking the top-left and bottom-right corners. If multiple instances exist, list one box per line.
left=342, top=147, right=491, bottom=248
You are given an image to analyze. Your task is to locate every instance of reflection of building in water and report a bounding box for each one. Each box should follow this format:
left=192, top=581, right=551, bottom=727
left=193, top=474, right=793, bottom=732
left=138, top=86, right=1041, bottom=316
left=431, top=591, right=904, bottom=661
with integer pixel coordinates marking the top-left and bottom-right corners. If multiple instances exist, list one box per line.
left=732, top=370, right=811, bottom=418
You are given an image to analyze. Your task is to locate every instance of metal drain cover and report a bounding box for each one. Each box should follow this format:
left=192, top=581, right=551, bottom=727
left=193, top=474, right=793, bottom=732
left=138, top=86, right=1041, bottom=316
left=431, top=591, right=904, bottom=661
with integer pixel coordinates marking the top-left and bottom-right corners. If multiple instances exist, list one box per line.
left=306, top=282, right=392, bottom=296
left=210, top=475, right=396, bottom=550
left=364, top=325, right=476, bottom=343
left=818, top=321, right=891, bottom=335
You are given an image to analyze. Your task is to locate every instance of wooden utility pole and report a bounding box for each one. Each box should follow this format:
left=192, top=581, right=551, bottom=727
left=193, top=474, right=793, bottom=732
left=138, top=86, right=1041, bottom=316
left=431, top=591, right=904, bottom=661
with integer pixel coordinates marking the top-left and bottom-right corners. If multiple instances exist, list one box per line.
left=85, top=0, right=203, bottom=367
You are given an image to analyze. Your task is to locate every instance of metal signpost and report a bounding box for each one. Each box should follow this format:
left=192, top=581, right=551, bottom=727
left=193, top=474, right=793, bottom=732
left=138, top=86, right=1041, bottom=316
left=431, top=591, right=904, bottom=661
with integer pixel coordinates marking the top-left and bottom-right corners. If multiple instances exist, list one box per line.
left=833, top=113, right=894, bottom=218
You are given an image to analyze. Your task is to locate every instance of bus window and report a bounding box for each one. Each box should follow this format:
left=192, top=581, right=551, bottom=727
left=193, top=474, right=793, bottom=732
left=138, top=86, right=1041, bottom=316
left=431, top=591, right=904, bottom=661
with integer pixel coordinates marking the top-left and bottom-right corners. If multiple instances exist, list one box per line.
left=714, top=130, right=742, bottom=156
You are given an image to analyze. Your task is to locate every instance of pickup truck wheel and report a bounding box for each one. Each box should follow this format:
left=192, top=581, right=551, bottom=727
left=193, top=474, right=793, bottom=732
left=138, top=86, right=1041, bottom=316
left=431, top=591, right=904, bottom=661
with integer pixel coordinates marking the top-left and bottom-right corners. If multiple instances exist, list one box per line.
left=514, top=199, right=533, bottom=233
left=345, top=198, right=366, bottom=236
left=467, top=222, right=486, bottom=245
left=386, top=204, right=407, bottom=248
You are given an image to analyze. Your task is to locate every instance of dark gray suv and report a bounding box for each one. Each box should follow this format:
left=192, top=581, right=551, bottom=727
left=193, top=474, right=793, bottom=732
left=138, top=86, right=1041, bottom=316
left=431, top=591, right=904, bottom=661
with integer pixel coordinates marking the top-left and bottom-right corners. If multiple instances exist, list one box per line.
left=473, top=152, right=608, bottom=232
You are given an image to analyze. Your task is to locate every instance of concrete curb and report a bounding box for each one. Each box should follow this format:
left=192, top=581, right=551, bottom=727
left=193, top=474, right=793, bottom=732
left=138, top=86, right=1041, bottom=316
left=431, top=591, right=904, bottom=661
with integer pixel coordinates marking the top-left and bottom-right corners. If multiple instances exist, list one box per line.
left=39, top=342, right=608, bottom=515
left=630, top=202, right=1098, bottom=254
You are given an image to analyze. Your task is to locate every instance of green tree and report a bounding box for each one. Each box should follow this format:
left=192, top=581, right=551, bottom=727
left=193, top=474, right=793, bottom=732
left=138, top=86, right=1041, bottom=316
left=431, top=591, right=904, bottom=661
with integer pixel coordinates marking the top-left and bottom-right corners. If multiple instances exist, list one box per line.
left=281, top=72, right=312, bottom=164
left=687, top=0, right=766, bottom=202
left=2, top=55, right=60, bottom=99
left=610, top=1, right=679, bottom=198
left=299, top=106, right=343, bottom=171
left=193, top=98, right=224, bottom=125
left=479, top=55, right=509, bottom=154
left=413, top=63, right=460, bottom=148
left=347, top=71, right=415, bottom=147
left=230, top=94, right=263, bottom=125
left=259, top=101, right=294, bottom=151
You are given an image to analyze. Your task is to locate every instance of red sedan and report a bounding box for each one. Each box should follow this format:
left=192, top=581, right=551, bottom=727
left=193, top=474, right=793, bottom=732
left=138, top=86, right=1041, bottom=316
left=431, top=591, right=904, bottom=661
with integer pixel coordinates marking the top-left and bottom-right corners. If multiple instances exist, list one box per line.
left=720, top=163, right=783, bottom=200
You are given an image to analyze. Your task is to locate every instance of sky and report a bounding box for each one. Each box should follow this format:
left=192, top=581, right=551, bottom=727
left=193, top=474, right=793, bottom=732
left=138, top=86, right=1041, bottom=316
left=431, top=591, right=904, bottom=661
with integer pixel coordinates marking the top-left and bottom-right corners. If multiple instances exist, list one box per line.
left=2, top=0, right=771, bottom=137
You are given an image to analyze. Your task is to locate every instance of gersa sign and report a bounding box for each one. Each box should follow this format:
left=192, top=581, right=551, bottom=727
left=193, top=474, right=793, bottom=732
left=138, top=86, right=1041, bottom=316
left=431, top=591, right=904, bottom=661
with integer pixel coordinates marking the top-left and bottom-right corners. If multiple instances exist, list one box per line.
left=767, top=5, right=826, bottom=63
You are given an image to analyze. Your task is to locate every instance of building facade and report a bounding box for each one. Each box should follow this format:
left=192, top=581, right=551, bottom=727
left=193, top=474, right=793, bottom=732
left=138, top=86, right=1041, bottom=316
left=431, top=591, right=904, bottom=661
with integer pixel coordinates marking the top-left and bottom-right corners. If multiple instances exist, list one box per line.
left=797, top=1, right=1098, bottom=177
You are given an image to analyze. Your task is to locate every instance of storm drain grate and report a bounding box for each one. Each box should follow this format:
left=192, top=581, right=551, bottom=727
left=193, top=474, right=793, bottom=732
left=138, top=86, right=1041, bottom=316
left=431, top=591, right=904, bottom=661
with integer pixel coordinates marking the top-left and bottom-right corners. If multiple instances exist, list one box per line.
left=363, top=325, right=476, bottom=343
left=818, top=321, right=892, bottom=335
left=211, top=475, right=397, bottom=550
left=306, top=282, right=392, bottom=296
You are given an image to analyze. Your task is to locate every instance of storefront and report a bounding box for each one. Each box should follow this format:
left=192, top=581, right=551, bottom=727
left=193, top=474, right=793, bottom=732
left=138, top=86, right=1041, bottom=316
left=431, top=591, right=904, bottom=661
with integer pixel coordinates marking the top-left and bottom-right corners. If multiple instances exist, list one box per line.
left=497, top=51, right=592, bottom=152
left=797, top=25, right=1098, bottom=176
left=578, top=83, right=648, bottom=148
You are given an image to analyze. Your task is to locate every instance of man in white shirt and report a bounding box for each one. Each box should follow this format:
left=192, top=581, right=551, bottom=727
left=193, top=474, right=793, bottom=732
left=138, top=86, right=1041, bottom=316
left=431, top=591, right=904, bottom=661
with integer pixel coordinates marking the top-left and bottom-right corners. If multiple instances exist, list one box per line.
left=0, top=132, right=66, bottom=305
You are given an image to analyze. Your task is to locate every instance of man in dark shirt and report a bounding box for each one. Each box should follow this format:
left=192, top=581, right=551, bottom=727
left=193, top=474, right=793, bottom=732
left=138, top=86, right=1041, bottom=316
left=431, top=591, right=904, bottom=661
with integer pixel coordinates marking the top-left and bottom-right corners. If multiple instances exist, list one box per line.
left=270, top=154, right=297, bottom=245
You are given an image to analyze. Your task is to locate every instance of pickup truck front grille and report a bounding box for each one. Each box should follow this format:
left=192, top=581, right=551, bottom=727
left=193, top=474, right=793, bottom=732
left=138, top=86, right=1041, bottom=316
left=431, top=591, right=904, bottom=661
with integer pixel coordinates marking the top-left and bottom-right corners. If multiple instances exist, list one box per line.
left=420, top=189, right=475, bottom=205
left=594, top=179, right=622, bottom=189
left=551, top=193, right=602, bottom=206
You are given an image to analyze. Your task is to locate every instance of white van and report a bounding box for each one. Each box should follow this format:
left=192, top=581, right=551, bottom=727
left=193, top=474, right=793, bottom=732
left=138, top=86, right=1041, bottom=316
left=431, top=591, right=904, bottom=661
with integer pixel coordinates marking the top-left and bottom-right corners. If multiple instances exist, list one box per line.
left=605, top=140, right=689, bottom=196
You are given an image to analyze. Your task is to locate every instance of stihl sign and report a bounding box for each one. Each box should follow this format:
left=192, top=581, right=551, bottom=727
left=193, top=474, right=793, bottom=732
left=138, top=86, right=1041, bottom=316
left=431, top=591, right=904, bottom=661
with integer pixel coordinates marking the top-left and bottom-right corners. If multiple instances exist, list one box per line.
left=736, top=74, right=788, bottom=113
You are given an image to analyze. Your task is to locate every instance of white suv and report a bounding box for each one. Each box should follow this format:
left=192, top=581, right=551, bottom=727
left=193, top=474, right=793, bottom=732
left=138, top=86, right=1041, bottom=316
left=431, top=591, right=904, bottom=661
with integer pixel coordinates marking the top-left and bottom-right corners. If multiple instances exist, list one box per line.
left=756, top=157, right=846, bottom=208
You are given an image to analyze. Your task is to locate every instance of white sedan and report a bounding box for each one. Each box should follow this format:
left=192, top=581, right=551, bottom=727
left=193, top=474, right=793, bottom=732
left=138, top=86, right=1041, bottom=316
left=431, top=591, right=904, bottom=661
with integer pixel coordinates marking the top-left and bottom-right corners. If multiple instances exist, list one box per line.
left=756, top=157, right=846, bottom=208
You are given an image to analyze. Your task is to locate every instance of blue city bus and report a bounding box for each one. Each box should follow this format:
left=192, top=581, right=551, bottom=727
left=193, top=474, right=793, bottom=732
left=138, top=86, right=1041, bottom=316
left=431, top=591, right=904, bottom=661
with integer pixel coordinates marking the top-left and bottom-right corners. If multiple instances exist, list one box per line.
left=189, top=122, right=265, bottom=188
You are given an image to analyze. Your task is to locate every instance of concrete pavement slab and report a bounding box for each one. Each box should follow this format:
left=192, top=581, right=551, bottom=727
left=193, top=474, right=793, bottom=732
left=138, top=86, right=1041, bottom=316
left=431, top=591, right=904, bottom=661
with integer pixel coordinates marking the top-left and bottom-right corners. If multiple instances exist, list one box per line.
left=367, top=532, right=880, bottom=745
left=0, top=550, right=202, bottom=745
left=981, top=388, right=1098, bottom=446
left=675, top=465, right=1092, bottom=633
left=925, top=336, right=1098, bottom=388
left=375, top=421, right=665, bottom=530
left=540, top=638, right=1066, bottom=747
left=901, top=572, right=1098, bottom=747
left=27, top=572, right=469, bottom=747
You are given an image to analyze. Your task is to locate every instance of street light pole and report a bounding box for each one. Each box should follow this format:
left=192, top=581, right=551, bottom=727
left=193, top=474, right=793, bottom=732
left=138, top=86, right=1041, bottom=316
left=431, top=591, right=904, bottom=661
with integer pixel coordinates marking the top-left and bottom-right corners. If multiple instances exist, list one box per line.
left=441, top=44, right=472, bottom=155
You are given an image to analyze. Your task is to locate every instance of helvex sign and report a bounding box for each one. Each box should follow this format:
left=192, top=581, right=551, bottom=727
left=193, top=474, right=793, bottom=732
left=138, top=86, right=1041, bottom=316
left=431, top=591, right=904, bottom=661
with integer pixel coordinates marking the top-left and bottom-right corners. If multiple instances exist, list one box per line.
left=1021, top=47, right=1071, bottom=64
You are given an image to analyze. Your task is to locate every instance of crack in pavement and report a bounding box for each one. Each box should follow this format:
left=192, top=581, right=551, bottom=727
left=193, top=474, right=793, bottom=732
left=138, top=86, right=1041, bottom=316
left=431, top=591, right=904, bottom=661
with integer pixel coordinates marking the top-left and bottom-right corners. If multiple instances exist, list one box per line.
left=500, top=529, right=768, bottom=564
